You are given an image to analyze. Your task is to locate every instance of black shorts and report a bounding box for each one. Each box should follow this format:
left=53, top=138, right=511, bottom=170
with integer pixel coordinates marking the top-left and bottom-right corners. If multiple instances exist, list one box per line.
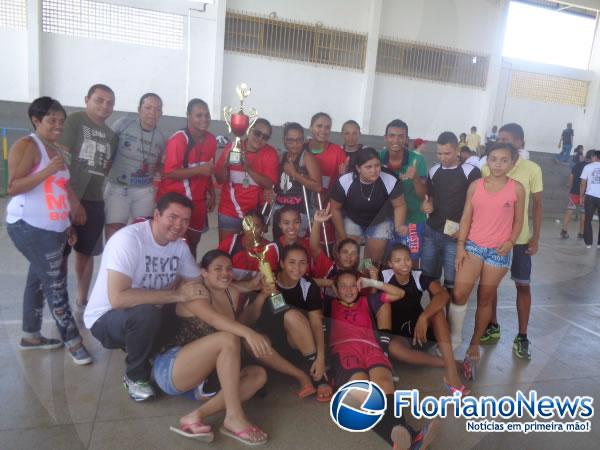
left=392, top=314, right=436, bottom=343
left=67, top=200, right=105, bottom=256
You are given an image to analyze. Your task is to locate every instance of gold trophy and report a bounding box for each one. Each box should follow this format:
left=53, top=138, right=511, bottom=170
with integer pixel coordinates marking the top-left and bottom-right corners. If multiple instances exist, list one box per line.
left=242, top=215, right=289, bottom=314
left=223, top=83, right=259, bottom=165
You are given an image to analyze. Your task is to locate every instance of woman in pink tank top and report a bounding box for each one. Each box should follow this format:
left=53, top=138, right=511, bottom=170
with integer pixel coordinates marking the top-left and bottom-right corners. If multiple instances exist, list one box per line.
left=448, top=142, right=525, bottom=372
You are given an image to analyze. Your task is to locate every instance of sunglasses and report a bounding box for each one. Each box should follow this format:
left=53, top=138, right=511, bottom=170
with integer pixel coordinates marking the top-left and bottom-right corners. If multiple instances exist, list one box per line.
left=251, top=129, right=271, bottom=141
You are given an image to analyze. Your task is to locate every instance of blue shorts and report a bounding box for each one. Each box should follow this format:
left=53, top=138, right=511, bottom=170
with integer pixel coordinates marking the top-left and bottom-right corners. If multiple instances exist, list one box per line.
left=465, top=240, right=512, bottom=269
left=511, top=244, right=531, bottom=284
left=218, top=213, right=243, bottom=232
left=152, top=346, right=218, bottom=399
left=344, top=216, right=393, bottom=240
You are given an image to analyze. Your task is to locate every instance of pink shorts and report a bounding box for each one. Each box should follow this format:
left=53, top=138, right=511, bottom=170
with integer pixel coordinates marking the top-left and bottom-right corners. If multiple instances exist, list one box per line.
left=330, top=341, right=391, bottom=388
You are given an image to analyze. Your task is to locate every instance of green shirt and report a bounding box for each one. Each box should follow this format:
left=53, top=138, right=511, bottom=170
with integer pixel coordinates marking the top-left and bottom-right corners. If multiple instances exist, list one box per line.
left=59, top=111, right=117, bottom=201
left=378, top=149, right=427, bottom=224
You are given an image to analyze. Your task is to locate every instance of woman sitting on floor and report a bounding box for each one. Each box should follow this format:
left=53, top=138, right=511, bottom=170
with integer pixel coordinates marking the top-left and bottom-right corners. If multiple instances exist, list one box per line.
left=152, top=250, right=270, bottom=445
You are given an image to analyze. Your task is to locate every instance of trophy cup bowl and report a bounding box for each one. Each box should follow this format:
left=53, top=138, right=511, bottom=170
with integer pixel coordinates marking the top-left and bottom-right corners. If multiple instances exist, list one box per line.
left=230, top=113, right=250, bottom=137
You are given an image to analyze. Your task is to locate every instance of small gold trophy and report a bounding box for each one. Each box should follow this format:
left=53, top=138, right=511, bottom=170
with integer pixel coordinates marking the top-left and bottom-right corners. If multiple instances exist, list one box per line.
left=242, top=215, right=289, bottom=314
left=223, top=83, right=259, bottom=165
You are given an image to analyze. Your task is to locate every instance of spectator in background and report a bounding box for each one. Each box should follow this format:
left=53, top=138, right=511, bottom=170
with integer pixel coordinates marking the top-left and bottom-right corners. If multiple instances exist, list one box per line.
left=59, top=83, right=117, bottom=307
left=460, top=146, right=480, bottom=167
left=485, top=125, right=498, bottom=144
left=157, top=98, right=217, bottom=259
left=560, top=150, right=593, bottom=240
left=105, top=93, right=166, bottom=240
left=580, top=150, right=600, bottom=248
left=458, top=133, right=468, bottom=149
left=571, top=144, right=584, bottom=168
left=466, top=126, right=481, bottom=153
left=555, top=122, right=574, bottom=164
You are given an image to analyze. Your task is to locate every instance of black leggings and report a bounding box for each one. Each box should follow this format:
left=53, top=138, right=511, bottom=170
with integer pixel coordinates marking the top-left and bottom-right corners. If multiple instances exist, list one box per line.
left=583, top=195, right=600, bottom=245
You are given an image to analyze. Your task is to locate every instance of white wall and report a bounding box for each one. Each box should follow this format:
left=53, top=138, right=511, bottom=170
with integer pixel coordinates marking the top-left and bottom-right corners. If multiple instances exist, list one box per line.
left=371, top=74, right=488, bottom=138
left=0, top=29, right=29, bottom=102
left=221, top=53, right=364, bottom=130
left=380, top=0, right=503, bottom=53
left=40, top=33, right=188, bottom=116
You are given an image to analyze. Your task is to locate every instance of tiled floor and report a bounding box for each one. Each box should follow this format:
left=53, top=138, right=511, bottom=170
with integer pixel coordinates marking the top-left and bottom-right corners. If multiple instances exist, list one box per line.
left=0, top=203, right=599, bottom=449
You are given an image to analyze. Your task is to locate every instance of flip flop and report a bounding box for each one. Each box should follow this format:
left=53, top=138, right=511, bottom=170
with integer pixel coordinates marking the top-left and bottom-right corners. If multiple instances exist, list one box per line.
left=391, top=424, right=412, bottom=450
left=219, top=425, right=268, bottom=446
left=316, top=383, right=332, bottom=402
left=169, top=421, right=214, bottom=442
left=411, top=419, right=441, bottom=450
left=297, top=384, right=316, bottom=399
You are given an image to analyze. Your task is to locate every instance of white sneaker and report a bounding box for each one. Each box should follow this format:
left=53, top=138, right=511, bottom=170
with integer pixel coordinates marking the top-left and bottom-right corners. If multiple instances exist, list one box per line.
left=123, top=376, right=155, bottom=402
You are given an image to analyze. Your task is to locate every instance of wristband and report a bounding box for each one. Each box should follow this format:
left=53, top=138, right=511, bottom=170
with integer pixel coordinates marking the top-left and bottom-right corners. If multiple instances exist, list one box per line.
left=380, top=293, right=392, bottom=303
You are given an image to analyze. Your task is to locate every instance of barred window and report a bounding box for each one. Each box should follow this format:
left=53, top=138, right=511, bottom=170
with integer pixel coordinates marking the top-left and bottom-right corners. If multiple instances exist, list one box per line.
left=509, top=70, right=588, bottom=106
left=42, top=0, right=184, bottom=50
left=225, top=10, right=366, bottom=70
left=376, top=37, right=489, bottom=89
left=0, top=0, right=27, bottom=30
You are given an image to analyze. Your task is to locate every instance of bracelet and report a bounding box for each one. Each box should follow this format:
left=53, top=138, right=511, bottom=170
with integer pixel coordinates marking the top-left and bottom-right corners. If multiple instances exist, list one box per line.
left=457, top=239, right=466, bottom=244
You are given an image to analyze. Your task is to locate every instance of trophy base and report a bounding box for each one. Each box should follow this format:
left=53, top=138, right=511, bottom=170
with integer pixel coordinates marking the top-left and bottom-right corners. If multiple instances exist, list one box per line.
left=269, top=292, right=289, bottom=314
left=228, top=151, right=242, bottom=165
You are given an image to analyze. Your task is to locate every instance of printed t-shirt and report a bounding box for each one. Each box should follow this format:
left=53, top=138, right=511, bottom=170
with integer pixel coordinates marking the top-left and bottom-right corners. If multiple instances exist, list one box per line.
left=59, top=111, right=117, bottom=201
left=84, top=220, right=200, bottom=328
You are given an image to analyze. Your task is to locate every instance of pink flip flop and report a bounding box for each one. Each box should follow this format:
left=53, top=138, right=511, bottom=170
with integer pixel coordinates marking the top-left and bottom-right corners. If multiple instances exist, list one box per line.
left=169, top=421, right=214, bottom=442
left=219, top=425, right=268, bottom=446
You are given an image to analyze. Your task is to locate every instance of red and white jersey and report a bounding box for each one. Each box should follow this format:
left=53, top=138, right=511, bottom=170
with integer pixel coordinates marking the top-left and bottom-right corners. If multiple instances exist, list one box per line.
left=310, top=142, right=346, bottom=191
left=157, top=129, right=216, bottom=203
left=218, top=234, right=279, bottom=281
left=216, top=142, right=279, bottom=219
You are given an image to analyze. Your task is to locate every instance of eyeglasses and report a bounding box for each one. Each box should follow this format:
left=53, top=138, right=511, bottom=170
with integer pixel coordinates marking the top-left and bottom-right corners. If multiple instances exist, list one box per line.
left=251, top=129, right=271, bottom=141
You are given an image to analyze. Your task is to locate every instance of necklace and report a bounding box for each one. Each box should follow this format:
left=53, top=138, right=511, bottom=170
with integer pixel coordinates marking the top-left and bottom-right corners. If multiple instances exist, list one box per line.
left=359, top=180, right=376, bottom=202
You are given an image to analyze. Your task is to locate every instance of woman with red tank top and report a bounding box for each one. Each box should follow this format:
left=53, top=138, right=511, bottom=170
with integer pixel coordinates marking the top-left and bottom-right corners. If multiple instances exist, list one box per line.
left=5, top=97, right=92, bottom=365
left=449, top=142, right=525, bottom=373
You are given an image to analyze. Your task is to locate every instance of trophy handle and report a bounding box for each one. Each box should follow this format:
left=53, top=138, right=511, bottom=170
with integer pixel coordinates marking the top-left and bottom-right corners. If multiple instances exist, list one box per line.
left=247, top=108, right=259, bottom=131
left=223, top=106, right=233, bottom=132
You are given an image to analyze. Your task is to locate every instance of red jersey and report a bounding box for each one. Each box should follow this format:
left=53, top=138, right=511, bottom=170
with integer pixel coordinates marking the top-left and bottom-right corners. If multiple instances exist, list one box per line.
left=158, top=129, right=216, bottom=203
left=327, top=295, right=383, bottom=349
left=310, top=142, right=346, bottom=191
left=219, top=234, right=279, bottom=281
left=216, top=142, right=279, bottom=219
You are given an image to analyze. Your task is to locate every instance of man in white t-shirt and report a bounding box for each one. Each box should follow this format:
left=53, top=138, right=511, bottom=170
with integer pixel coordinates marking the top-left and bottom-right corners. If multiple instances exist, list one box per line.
left=580, top=150, right=600, bottom=248
left=84, top=192, right=204, bottom=401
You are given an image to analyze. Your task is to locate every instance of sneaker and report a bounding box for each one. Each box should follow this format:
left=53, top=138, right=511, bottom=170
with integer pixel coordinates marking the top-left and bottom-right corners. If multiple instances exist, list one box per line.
left=123, top=376, right=155, bottom=402
left=560, top=229, right=569, bottom=239
left=19, top=336, right=63, bottom=350
left=479, top=323, right=500, bottom=344
left=69, top=344, right=93, bottom=365
left=586, top=245, right=592, bottom=249
left=513, top=335, right=531, bottom=360
left=577, top=233, right=584, bottom=239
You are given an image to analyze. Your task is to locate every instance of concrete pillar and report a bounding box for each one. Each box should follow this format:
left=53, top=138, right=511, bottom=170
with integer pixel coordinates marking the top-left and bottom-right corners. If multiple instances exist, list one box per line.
left=358, top=0, right=383, bottom=135
left=27, top=0, right=41, bottom=99
left=186, top=0, right=226, bottom=117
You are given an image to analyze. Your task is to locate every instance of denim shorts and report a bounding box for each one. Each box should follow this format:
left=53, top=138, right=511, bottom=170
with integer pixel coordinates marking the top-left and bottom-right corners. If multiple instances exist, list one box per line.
left=465, top=240, right=512, bottom=269
left=344, top=216, right=392, bottom=240
left=218, top=213, right=243, bottom=232
left=152, top=346, right=217, bottom=399
left=511, top=244, right=531, bottom=284
left=421, top=224, right=457, bottom=288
